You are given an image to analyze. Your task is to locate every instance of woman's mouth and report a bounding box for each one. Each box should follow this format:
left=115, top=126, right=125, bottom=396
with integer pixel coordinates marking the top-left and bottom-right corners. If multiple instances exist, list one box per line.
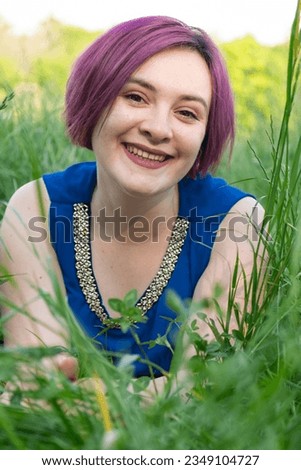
left=124, top=144, right=170, bottom=163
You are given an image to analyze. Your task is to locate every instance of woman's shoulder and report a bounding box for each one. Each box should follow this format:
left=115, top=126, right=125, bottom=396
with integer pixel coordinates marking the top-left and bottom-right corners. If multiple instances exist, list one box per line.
left=227, top=195, right=264, bottom=218
left=0, top=180, right=50, bottom=263
left=2, top=178, right=49, bottom=225
left=0, top=178, right=51, bottom=271
left=217, top=195, right=265, bottom=239
left=179, top=174, right=254, bottom=219
left=43, top=161, right=97, bottom=204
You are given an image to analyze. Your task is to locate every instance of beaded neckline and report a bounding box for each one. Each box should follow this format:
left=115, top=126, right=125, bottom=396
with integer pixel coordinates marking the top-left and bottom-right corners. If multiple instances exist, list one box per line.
left=73, top=203, right=189, bottom=329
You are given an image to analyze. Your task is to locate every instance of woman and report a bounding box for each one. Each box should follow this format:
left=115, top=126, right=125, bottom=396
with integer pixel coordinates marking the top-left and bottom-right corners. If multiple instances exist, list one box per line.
left=0, top=16, right=264, bottom=382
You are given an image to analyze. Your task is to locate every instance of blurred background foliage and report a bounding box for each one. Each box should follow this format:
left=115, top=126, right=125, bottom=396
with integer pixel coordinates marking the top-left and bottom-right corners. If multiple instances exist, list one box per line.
left=0, top=16, right=295, bottom=128
left=0, top=16, right=299, bottom=201
left=0, top=18, right=100, bottom=90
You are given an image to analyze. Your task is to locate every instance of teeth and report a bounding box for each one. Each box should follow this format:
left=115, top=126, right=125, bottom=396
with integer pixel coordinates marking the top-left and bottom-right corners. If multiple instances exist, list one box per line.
left=126, top=144, right=166, bottom=162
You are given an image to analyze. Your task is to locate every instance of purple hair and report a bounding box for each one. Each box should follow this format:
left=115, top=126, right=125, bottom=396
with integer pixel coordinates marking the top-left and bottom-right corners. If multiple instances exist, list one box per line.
left=65, top=16, right=235, bottom=177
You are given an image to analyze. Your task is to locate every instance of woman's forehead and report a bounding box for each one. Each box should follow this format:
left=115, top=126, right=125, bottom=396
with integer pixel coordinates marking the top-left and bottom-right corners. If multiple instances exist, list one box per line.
left=126, top=48, right=212, bottom=105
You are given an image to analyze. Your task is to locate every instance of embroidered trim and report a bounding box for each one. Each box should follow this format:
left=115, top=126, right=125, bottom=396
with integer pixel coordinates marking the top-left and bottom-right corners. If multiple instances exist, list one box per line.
left=73, top=202, right=189, bottom=329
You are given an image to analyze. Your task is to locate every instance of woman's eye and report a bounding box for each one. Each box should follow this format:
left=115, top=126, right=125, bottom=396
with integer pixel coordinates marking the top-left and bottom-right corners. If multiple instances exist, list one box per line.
left=125, top=93, right=144, bottom=103
left=178, top=110, right=199, bottom=120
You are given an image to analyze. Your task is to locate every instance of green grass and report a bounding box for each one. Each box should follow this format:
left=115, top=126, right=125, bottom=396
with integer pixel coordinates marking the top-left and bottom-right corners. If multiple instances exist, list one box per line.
left=0, top=1, right=300, bottom=450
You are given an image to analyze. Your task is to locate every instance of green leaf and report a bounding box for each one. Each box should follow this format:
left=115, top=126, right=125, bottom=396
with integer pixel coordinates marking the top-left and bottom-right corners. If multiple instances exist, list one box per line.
left=0, top=91, right=14, bottom=111
left=213, top=282, right=224, bottom=298
left=126, top=306, right=145, bottom=322
left=166, top=290, right=187, bottom=316
left=131, top=376, right=151, bottom=393
left=154, top=334, right=171, bottom=348
left=108, top=298, right=124, bottom=314
left=192, top=337, right=208, bottom=353
left=124, top=289, right=138, bottom=308
left=188, top=355, right=204, bottom=373
left=232, top=329, right=245, bottom=341
left=120, top=320, right=131, bottom=334
left=196, top=312, right=207, bottom=321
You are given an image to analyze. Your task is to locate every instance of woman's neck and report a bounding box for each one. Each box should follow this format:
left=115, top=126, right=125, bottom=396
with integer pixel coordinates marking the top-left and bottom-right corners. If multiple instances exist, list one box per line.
left=90, top=174, right=179, bottom=243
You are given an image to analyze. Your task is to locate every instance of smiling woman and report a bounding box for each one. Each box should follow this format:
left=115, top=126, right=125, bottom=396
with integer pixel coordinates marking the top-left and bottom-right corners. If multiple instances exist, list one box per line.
left=0, top=16, right=265, bottom=390
left=90, top=47, right=211, bottom=199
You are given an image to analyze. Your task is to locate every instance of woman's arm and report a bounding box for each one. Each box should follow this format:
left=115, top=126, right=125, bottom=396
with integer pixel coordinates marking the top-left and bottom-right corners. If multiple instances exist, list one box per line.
left=136, top=197, right=267, bottom=401
left=0, top=179, right=68, bottom=349
left=191, top=196, right=267, bottom=343
left=167, top=196, right=267, bottom=397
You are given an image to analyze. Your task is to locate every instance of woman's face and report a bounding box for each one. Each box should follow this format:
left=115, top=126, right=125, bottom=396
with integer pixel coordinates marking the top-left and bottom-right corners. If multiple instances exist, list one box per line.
left=92, top=47, right=212, bottom=199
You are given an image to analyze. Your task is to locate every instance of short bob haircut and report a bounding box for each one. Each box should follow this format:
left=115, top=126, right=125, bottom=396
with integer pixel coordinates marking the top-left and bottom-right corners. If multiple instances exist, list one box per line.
left=65, top=16, right=234, bottom=177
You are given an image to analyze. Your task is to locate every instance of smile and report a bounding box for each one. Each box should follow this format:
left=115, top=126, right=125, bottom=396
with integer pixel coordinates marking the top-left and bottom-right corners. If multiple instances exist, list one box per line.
left=124, top=144, right=169, bottom=162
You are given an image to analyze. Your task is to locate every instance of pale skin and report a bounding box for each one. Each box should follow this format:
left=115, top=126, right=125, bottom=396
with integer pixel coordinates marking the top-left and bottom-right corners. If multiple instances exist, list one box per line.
left=0, top=48, right=265, bottom=398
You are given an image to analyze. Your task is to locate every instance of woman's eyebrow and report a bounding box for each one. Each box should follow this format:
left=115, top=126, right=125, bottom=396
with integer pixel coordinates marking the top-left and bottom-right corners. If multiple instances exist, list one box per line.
left=126, top=77, right=156, bottom=92
left=178, top=94, right=209, bottom=112
left=126, top=77, right=209, bottom=111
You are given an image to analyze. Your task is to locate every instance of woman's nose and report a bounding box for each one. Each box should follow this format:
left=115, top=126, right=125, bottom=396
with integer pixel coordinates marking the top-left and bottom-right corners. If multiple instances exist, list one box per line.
left=139, top=108, right=173, bottom=143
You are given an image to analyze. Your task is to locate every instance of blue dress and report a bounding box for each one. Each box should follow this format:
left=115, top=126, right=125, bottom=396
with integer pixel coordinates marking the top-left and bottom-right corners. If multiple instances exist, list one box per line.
left=43, top=162, right=251, bottom=377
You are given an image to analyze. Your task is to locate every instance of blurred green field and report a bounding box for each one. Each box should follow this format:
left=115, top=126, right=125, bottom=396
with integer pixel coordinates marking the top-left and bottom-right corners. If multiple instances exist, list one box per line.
left=0, top=17, right=299, bottom=202
left=0, top=4, right=300, bottom=450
